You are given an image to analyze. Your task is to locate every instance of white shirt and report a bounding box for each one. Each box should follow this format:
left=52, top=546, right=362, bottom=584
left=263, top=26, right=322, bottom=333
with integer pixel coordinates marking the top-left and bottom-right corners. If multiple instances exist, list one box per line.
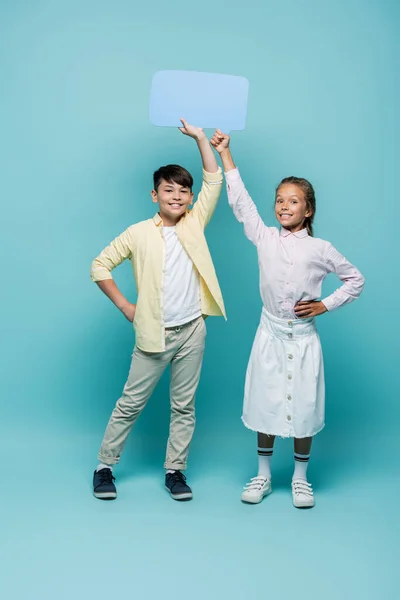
left=163, top=226, right=202, bottom=327
left=226, top=168, right=365, bottom=319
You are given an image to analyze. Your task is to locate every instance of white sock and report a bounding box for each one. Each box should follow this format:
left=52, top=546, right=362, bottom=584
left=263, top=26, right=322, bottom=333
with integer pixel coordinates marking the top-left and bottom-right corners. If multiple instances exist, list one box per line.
left=96, top=463, right=113, bottom=472
left=293, top=452, right=310, bottom=481
left=257, top=447, right=273, bottom=479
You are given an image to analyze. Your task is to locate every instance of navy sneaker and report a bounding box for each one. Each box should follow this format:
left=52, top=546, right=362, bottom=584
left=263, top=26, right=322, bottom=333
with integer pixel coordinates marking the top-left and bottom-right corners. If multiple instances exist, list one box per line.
left=165, top=471, right=193, bottom=501
left=93, top=468, right=117, bottom=500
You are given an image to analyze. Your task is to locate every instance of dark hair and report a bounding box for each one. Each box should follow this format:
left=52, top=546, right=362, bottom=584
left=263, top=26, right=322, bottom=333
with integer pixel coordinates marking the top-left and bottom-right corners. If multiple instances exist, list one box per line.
left=153, top=164, right=193, bottom=192
left=276, top=176, right=316, bottom=236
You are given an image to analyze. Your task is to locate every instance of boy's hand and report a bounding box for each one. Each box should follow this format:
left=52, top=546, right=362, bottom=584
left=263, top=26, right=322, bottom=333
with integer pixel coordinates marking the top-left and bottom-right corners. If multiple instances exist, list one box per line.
left=178, top=119, right=206, bottom=141
left=210, top=129, right=230, bottom=154
left=121, top=302, right=137, bottom=323
left=294, top=300, right=327, bottom=319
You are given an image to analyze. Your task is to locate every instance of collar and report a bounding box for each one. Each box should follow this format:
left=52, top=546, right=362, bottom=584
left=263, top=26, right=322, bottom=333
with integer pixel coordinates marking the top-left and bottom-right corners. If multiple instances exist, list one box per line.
left=153, top=211, right=189, bottom=227
left=153, top=212, right=163, bottom=226
left=280, top=227, right=308, bottom=239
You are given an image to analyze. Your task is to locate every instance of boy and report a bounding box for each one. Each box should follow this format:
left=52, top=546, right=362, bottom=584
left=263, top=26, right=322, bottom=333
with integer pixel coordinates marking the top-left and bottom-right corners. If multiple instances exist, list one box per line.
left=90, top=120, right=225, bottom=501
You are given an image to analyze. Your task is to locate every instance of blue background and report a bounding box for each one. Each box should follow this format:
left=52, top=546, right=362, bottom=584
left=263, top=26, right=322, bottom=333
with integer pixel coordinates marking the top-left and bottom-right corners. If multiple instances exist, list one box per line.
left=1, top=1, right=398, bottom=599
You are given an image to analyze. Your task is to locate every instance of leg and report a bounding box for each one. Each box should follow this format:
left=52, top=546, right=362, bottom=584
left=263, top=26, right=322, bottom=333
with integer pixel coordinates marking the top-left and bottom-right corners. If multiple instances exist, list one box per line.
left=257, top=433, right=275, bottom=478
left=293, top=436, right=312, bottom=481
left=98, top=346, right=170, bottom=465
left=292, top=436, right=314, bottom=508
left=165, top=319, right=206, bottom=471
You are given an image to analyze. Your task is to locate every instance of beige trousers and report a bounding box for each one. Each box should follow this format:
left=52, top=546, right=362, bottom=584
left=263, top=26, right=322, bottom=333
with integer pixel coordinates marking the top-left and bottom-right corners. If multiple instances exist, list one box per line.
left=98, top=317, right=206, bottom=470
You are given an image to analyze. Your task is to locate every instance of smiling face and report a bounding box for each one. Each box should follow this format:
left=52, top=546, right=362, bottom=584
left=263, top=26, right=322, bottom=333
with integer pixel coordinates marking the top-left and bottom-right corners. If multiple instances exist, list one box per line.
left=151, top=178, right=194, bottom=226
left=275, top=183, right=313, bottom=233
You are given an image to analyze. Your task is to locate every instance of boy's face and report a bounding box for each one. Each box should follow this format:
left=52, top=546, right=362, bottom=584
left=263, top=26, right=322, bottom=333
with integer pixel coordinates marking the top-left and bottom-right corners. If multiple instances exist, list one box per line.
left=151, top=178, right=194, bottom=225
left=275, top=183, right=312, bottom=232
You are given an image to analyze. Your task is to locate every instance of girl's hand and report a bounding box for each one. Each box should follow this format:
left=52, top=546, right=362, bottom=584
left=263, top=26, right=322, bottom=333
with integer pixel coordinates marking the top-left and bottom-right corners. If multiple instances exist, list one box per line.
left=210, top=129, right=230, bottom=153
left=178, top=119, right=206, bottom=141
left=294, top=300, right=327, bottom=319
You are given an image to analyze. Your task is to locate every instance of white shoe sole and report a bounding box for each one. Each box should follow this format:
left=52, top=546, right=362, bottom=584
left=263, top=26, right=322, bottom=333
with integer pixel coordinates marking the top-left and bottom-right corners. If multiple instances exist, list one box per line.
left=94, top=491, right=117, bottom=500
left=293, top=498, right=314, bottom=508
left=165, top=486, right=193, bottom=501
left=241, top=487, right=272, bottom=504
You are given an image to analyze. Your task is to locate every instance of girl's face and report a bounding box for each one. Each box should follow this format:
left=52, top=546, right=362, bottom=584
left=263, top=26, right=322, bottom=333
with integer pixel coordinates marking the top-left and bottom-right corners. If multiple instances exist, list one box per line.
left=275, top=184, right=312, bottom=232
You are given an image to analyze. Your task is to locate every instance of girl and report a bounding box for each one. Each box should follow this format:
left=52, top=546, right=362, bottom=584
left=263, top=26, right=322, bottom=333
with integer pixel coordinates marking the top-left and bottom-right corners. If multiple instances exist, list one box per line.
left=211, top=131, right=365, bottom=508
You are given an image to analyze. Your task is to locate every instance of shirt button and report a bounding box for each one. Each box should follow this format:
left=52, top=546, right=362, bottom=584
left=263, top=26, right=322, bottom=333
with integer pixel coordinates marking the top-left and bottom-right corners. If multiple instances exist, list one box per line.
left=287, top=394, right=292, bottom=401
left=287, top=415, right=292, bottom=421
left=288, top=333, right=293, bottom=339
left=288, top=374, right=293, bottom=380
left=288, top=354, right=293, bottom=360
left=288, top=321, right=293, bottom=328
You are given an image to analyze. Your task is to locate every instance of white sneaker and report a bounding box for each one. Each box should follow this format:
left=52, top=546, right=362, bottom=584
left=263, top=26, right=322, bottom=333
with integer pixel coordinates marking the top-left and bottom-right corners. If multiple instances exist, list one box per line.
left=241, top=476, right=272, bottom=504
left=292, top=479, right=314, bottom=508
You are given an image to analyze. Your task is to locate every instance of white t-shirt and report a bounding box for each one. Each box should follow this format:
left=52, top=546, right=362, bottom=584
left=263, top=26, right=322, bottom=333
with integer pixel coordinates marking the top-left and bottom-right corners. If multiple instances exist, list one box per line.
left=163, top=226, right=202, bottom=327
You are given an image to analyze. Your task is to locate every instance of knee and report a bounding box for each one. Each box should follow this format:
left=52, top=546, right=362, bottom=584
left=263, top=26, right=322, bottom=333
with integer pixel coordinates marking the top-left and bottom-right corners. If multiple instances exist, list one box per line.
left=113, top=394, right=144, bottom=419
left=171, top=402, right=195, bottom=418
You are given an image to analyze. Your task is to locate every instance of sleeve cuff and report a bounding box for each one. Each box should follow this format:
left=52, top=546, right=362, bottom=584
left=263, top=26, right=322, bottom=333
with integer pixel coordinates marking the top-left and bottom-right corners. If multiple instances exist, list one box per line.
left=90, top=270, right=114, bottom=283
left=224, top=168, right=241, bottom=182
left=321, top=296, right=335, bottom=312
left=202, top=166, right=223, bottom=183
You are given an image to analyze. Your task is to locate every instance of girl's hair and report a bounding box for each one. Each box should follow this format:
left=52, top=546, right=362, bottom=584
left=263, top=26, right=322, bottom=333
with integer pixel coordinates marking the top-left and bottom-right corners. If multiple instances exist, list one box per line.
left=276, top=176, right=316, bottom=236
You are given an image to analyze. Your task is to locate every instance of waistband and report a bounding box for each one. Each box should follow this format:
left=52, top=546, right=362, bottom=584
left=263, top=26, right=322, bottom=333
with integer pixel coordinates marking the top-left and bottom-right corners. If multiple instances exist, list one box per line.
left=165, top=316, right=202, bottom=331
left=260, top=307, right=316, bottom=339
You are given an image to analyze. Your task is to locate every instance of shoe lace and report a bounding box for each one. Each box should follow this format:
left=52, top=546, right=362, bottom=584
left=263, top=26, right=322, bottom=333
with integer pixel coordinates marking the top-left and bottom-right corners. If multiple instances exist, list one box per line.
left=169, top=471, right=186, bottom=485
left=243, top=476, right=268, bottom=491
left=99, top=469, right=115, bottom=484
left=292, top=479, right=313, bottom=497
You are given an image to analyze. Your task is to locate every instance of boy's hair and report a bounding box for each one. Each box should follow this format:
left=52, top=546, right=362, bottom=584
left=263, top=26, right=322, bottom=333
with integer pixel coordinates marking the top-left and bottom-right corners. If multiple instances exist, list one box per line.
left=276, top=176, right=316, bottom=236
left=153, top=164, right=193, bottom=192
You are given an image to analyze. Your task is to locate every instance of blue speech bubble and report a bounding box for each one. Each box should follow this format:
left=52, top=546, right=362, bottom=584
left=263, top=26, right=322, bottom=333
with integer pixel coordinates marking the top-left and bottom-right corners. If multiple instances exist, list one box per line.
left=149, top=70, right=249, bottom=132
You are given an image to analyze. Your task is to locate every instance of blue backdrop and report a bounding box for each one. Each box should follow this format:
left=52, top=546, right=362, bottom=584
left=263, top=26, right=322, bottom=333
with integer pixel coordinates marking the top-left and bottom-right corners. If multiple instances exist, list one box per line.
left=1, top=1, right=398, bottom=599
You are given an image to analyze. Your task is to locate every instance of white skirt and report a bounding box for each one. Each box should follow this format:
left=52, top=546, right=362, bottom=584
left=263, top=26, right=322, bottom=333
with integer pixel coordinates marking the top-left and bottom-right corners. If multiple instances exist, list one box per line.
left=242, top=308, right=325, bottom=438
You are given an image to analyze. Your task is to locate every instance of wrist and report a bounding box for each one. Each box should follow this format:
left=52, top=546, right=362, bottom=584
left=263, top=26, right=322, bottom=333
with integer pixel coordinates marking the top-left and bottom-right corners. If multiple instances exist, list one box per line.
left=118, top=300, right=131, bottom=312
left=220, top=150, right=235, bottom=171
left=195, top=133, right=207, bottom=144
left=220, top=148, right=232, bottom=159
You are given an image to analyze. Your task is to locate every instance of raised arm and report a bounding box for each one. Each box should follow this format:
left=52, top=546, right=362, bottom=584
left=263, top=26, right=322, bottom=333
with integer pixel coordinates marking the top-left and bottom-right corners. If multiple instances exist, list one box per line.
left=90, top=227, right=136, bottom=322
left=179, top=119, right=223, bottom=228
left=210, top=130, right=267, bottom=246
left=179, top=119, right=219, bottom=173
left=321, top=244, right=365, bottom=311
